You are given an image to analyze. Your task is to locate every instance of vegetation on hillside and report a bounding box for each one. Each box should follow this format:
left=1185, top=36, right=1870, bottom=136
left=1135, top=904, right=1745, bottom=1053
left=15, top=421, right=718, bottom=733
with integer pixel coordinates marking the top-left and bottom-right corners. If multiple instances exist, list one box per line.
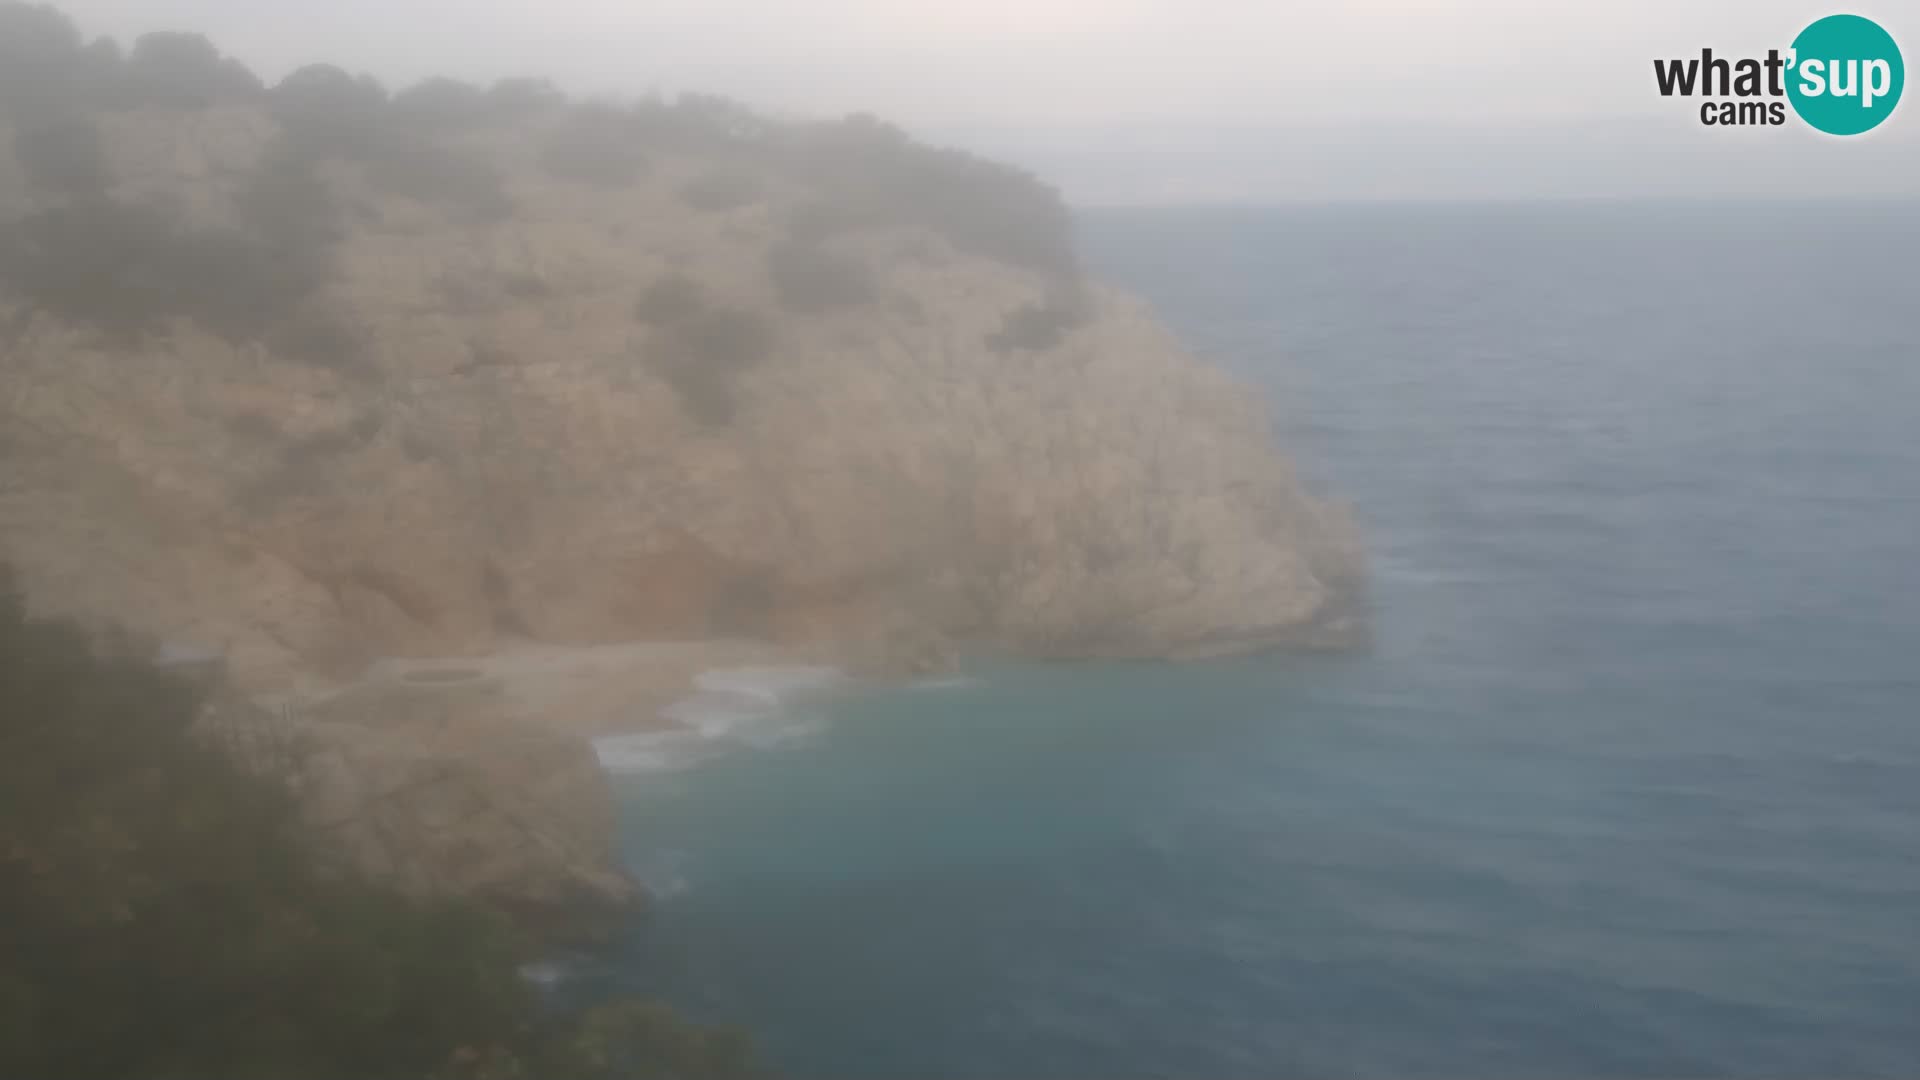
left=640, top=282, right=778, bottom=425
left=0, top=1, right=1085, bottom=418
left=985, top=288, right=1090, bottom=353
left=0, top=568, right=759, bottom=1080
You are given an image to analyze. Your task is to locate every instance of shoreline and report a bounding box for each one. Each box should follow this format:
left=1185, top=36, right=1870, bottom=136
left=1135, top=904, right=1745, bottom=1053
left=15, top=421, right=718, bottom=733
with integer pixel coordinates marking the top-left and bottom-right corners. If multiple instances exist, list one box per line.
left=273, top=636, right=811, bottom=737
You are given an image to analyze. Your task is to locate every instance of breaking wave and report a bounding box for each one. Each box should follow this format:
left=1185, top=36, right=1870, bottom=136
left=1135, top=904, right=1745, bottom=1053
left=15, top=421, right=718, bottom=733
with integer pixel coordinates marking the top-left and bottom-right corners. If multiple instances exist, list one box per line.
left=593, top=665, right=847, bottom=775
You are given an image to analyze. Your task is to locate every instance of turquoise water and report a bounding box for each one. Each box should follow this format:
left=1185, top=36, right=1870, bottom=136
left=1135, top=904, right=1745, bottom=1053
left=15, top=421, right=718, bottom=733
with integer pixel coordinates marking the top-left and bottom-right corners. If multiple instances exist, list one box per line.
left=590, top=203, right=1920, bottom=1077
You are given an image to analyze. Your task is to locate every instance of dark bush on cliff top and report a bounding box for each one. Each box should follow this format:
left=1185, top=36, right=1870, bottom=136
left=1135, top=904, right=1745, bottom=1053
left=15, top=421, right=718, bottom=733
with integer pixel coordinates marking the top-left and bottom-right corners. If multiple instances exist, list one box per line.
left=122, top=30, right=261, bottom=107
left=0, top=10, right=262, bottom=116
left=783, top=113, right=1077, bottom=274
left=486, top=76, right=568, bottom=115
left=542, top=110, right=649, bottom=187
left=268, top=66, right=513, bottom=218
left=0, top=568, right=761, bottom=1080
left=0, top=3, right=91, bottom=119
left=270, top=63, right=391, bottom=157
left=629, top=92, right=771, bottom=154
left=389, top=76, right=490, bottom=133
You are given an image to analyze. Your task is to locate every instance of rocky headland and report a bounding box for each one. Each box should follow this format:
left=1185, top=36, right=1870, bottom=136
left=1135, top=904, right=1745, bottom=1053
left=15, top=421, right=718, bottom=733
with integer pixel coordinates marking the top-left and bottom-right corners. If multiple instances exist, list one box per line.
left=0, top=9, right=1362, bottom=931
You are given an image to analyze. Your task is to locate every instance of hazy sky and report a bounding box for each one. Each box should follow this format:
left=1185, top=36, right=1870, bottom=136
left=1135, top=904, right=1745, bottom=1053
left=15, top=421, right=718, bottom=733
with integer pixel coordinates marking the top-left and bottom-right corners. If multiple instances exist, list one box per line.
left=47, top=0, right=1920, bottom=203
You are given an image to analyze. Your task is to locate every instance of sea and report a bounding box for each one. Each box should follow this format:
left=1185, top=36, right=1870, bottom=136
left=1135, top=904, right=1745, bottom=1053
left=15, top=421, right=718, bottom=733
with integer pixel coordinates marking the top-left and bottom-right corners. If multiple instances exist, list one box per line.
left=577, top=201, right=1920, bottom=1078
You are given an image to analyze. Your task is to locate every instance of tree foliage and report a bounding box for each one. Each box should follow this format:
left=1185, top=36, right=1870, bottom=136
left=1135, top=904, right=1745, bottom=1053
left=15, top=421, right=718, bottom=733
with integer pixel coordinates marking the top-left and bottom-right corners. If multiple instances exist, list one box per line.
left=0, top=2, right=83, bottom=119
left=0, top=3, right=116, bottom=120
left=0, top=571, right=760, bottom=1080
left=0, top=7, right=259, bottom=120
left=122, top=30, right=261, bottom=107
left=390, top=77, right=490, bottom=134
left=782, top=113, right=1077, bottom=274
left=269, top=63, right=391, bottom=154
left=647, top=302, right=776, bottom=425
left=541, top=110, right=649, bottom=187
left=11, top=116, right=111, bottom=195
left=1, top=2, right=1076, bottom=279
left=634, top=272, right=707, bottom=326
left=985, top=288, right=1090, bottom=353
left=765, top=238, right=874, bottom=313
left=678, top=171, right=762, bottom=213
left=0, top=199, right=330, bottom=342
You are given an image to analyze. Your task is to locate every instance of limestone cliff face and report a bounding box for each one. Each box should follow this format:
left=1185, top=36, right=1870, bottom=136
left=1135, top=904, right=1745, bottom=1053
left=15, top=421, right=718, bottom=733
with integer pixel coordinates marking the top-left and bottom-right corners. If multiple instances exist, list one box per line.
left=1, top=76, right=1360, bottom=924
left=0, top=102, right=1361, bottom=693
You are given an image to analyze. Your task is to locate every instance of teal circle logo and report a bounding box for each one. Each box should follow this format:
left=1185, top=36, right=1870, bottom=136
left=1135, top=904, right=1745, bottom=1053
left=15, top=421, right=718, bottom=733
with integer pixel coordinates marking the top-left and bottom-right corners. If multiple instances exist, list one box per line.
left=1787, top=14, right=1904, bottom=135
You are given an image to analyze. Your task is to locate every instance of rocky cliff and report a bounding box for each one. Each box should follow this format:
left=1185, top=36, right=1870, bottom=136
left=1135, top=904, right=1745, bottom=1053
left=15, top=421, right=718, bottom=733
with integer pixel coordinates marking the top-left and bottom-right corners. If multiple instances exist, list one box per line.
left=192, top=666, right=643, bottom=943
left=0, top=7, right=1361, bottom=926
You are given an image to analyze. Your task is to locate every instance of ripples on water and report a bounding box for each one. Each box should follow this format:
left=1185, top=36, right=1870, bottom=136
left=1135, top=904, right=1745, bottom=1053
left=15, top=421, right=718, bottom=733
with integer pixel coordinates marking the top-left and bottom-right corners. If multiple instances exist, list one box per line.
left=584, top=202, right=1920, bottom=1078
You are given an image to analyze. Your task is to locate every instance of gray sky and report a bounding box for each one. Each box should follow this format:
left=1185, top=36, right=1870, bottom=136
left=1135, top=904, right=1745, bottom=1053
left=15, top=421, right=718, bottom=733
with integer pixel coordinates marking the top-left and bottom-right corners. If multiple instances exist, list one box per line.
left=48, top=0, right=1920, bottom=203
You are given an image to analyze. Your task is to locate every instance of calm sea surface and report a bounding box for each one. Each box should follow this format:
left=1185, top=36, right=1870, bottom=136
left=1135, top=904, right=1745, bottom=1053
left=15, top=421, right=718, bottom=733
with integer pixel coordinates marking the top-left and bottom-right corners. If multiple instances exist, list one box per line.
left=585, top=202, right=1920, bottom=1078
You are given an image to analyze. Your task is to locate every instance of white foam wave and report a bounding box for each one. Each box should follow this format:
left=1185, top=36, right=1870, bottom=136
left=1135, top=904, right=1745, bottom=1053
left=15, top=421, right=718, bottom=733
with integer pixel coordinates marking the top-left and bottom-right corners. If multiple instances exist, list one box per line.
left=635, top=848, right=691, bottom=899
left=518, top=960, right=567, bottom=987
left=592, top=729, right=714, bottom=774
left=662, top=688, right=777, bottom=737
left=594, top=665, right=847, bottom=774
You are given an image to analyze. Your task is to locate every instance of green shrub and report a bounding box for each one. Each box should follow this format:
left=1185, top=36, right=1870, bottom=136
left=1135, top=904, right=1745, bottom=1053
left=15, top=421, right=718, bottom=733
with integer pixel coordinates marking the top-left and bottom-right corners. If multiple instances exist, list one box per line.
left=786, top=114, right=1077, bottom=274
left=11, top=117, right=111, bottom=195
left=0, top=570, right=762, bottom=1080
left=673, top=306, right=773, bottom=369
left=485, top=77, right=567, bottom=116
left=541, top=112, right=648, bottom=187
left=363, top=141, right=513, bottom=219
left=784, top=199, right=874, bottom=245
left=765, top=238, right=873, bottom=312
left=271, top=67, right=510, bottom=217
left=0, top=575, right=523, bottom=1079
left=634, top=272, right=707, bottom=326
left=653, top=306, right=774, bottom=424
left=235, top=146, right=342, bottom=248
left=270, top=64, right=390, bottom=158
left=628, top=93, right=771, bottom=155
left=0, top=198, right=329, bottom=344
left=267, top=303, right=371, bottom=374
left=985, top=288, right=1089, bottom=353
left=0, top=2, right=87, bottom=120
left=678, top=171, right=760, bottom=212
left=389, top=77, right=489, bottom=133
left=122, top=31, right=260, bottom=107
left=0, top=135, right=351, bottom=355
left=0, top=2, right=80, bottom=64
